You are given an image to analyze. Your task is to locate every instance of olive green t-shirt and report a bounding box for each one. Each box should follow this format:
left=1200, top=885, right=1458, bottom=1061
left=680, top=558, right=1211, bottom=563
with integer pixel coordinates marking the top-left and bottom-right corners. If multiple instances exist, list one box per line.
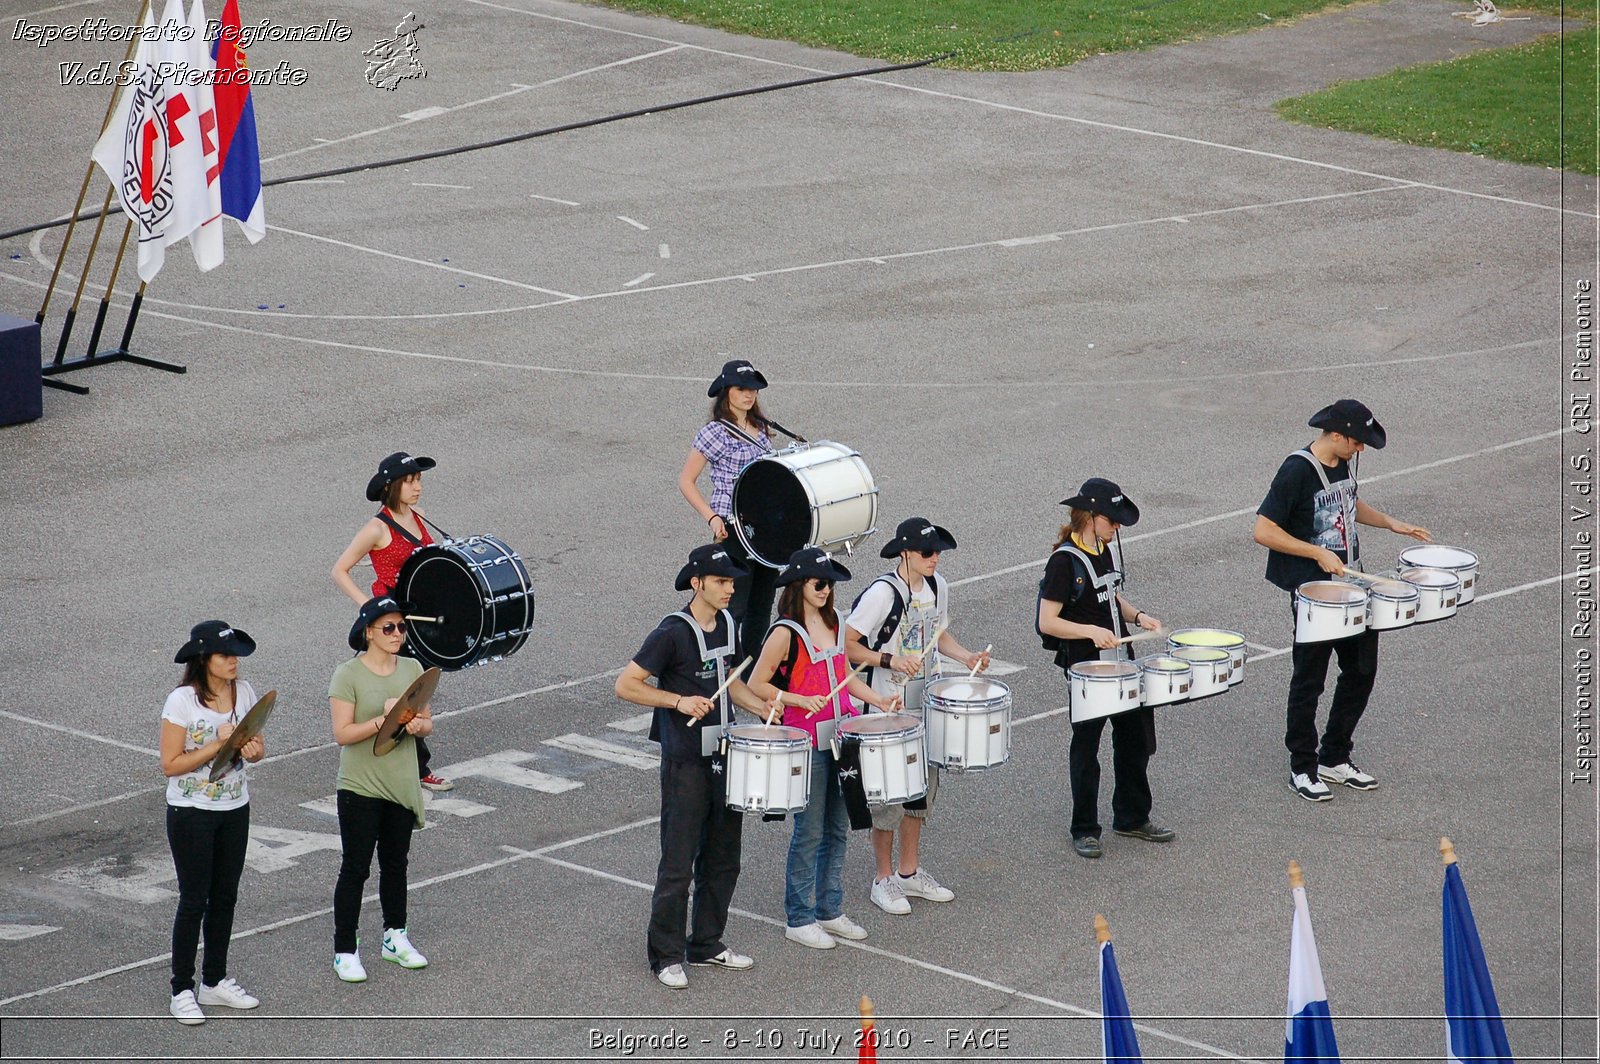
left=330, top=655, right=426, bottom=829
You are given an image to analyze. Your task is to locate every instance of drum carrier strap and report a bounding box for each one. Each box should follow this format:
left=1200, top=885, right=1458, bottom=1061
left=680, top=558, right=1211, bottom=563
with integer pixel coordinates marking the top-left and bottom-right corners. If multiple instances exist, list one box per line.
left=669, top=608, right=738, bottom=730
left=717, top=419, right=773, bottom=452
left=767, top=609, right=848, bottom=718
left=852, top=572, right=946, bottom=687
left=376, top=509, right=423, bottom=547
left=1292, top=449, right=1361, bottom=570
left=1051, top=540, right=1128, bottom=662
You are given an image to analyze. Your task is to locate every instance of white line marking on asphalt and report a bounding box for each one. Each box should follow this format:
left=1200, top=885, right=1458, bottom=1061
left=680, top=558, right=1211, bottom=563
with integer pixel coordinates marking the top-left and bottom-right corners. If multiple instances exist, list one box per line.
left=294, top=179, right=346, bottom=185
left=622, top=271, right=655, bottom=287
left=658, top=243, right=671, bottom=259
left=530, top=193, right=581, bottom=205
left=1473, top=571, right=1584, bottom=602
left=1244, top=641, right=1282, bottom=654
left=411, top=181, right=471, bottom=189
left=519, top=848, right=1262, bottom=1063
left=542, top=733, right=660, bottom=769
left=433, top=750, right=584, bottom=793
left=44, top=854, right=176, bottom=905
left=616, top=215, right=650, bottom=231
left=0, top=711, right=158, bottom=757
left=606, top=712, right=655, bottom=732
left=400, top=106, right=449, bottom=120
left=266, top=223, right=580, bottom=300
left=0, top=924, right=61, bottom=942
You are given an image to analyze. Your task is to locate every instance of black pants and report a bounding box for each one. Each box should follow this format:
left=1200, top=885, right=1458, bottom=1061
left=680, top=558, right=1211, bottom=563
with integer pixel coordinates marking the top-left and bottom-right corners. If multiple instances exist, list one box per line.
left=333, top=790, right=414, bottom=954
left=723, top=534, right=778, bottom=663
left=166, top=803, right=250, bottom=995
left=648, top=757, right=743, bottom=972
left=416, top=736, right=433, bottom=778
left=1286, top=596, right=1380, bottom=777
left=1068, top=689, right=1156, bottom=839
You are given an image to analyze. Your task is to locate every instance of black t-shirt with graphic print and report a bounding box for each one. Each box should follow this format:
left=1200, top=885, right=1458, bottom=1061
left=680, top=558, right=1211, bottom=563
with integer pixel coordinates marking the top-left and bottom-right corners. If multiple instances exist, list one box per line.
left=633, top=608, right=741, bottom=763
left=1257, top=448, right=1357, bottom=592
left=1041, top=544, right=1119, bottom=667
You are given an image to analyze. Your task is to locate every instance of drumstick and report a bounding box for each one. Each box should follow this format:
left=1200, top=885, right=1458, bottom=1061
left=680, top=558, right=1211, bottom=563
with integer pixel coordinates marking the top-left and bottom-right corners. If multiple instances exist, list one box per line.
left=686, top=656, right=751, bottom=727
left=805, top=660, right=870, bottom=719
left=964, top=644, right=992, bottom=680
left=1115, top=629, right=1166, bottom=645
left=405, top=614, right=441, bottom=623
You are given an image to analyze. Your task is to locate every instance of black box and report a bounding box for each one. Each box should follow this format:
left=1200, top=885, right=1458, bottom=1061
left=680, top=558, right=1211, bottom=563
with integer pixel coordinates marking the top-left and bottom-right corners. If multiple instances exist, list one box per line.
left=0, top=312, right=43, bottom=426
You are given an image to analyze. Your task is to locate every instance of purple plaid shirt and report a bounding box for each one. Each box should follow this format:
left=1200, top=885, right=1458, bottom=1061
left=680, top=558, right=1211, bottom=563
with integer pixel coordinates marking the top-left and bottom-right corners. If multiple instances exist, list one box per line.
left=693, top=421, right=771, bottom=516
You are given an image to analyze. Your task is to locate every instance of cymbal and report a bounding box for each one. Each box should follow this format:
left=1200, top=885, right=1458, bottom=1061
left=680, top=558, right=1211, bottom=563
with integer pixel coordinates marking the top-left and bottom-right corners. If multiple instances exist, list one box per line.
left=374, top=666, right=440, bottom=757
left=206, top=690, right=277, bottom=783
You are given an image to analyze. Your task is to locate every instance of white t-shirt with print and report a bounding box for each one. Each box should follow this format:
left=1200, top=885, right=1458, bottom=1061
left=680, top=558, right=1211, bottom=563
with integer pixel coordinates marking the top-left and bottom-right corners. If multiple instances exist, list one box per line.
left=162, top=680, right=257, bottom=810
left=846, top=575, right=946, bottom=704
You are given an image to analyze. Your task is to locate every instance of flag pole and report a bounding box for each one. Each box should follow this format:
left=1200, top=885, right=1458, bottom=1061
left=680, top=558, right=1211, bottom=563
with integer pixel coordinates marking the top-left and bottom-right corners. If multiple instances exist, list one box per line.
left=857, top=995, right=877, bottom=1063
left=80, top=220, right=135, bottom=359
left=37, top=0, right=150, bottom=327
left=1288, top=858, right=1305, bottom=889
left=51, top=185, right=116, bottom=365
left=1095, top=912, right=1111, bottom=943
left=1440, top=836, right=1457, bottom=865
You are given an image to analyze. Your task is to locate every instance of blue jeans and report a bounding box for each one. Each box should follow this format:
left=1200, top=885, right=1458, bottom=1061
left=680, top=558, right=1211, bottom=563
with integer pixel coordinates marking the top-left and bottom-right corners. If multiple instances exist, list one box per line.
left=785, top=748, right=849, bottom=927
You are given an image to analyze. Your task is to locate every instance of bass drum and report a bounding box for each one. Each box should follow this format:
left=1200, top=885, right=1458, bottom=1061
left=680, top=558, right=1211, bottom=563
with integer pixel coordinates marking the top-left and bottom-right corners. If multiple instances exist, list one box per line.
left=730, top=441, right=878, bottom=568
left=396, top=535, right=534, bottom=670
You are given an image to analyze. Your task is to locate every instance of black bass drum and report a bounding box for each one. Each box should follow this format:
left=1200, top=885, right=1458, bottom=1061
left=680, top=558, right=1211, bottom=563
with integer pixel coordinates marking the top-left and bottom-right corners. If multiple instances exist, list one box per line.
left=396, top=534, right=533, bottom=670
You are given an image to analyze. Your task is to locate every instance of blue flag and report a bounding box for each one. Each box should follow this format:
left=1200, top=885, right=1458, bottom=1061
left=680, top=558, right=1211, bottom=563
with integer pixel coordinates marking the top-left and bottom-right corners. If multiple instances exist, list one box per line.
left=1285, top=883, right=1341, bottom=1063
left=1100, top=939, right=1144, bottom=1064
left=209, top=0, right=266, bottom=243
left=1443, top=862, right=1514, bottom=1063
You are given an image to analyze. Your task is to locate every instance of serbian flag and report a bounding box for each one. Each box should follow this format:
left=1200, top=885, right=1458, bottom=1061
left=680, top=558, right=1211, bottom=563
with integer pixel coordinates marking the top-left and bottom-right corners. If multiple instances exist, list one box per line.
left=1285, top=862, right=1341, bottom=1063
left=91, top=4, right=170, bottom=281
left=209, top=0, right=265, bottom=242
left=1442, top=841, right=1515, bottom=1063
left=1096, top=916, right=1144, bottom=1064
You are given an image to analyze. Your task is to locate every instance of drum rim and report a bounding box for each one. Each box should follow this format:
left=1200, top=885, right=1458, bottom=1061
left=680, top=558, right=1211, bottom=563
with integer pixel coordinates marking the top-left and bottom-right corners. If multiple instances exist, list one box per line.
left=1069, top=661, right=1140, bottom=679
left=1367, top=579, right=1421, bottom=602
left=1137, top=655, right=1194, bottom=674
left=1398, top=544, right=1478, bottom=568
left=1398, top=566, right=1462, bottom=589
left=837, top=713, right=924, bottom=738
left=1172, top=646, right=1229, bottom=662
left=1168, top=627, right=1246, bottom=647
left=926, top=676, right=1010, bottom=702
left=1297, top=581, right=1369, bottom=605
left=728, top=724, right=810, bottom=742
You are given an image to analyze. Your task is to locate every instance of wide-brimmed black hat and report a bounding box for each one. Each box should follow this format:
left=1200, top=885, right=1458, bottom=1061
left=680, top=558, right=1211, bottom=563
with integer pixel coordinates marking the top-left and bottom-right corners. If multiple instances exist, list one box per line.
left=1309, top=399, right=1386, bottom=449
left=674, top=543, right=749, bottom=590
left=775, top=546, right=853, bottom=587
left=365, top=451, right=437, bottom=502
left=348, top=594, right=415, bottom=651
left=174, top=620, right=256, bottom=663
left=1060, top=478, right=1140, bottom=526
left=706, top=359, right=769, bottom=398
left=879, top=517, right=958, bottom=559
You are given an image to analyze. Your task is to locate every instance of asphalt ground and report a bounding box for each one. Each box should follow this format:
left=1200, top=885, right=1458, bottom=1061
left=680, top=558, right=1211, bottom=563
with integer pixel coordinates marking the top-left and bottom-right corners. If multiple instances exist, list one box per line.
left=0, top=0, right=1595, bottom=1060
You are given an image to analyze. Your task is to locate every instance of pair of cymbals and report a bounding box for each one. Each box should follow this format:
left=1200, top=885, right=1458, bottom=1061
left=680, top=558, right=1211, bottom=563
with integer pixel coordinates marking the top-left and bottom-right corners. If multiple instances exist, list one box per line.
left=374, top=667, right=441, bottom=756
left=206, top=690, right=277, bottom=783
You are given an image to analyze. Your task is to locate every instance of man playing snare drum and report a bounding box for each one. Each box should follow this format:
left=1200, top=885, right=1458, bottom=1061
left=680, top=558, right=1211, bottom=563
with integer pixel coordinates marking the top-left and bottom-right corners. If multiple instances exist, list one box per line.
left=1253, top=400, right=1431, bottom=802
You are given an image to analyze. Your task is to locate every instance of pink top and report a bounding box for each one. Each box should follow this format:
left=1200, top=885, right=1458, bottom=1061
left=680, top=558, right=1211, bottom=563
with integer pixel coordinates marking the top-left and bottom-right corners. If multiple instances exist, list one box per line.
left=777, top=619, right=859, bottom=743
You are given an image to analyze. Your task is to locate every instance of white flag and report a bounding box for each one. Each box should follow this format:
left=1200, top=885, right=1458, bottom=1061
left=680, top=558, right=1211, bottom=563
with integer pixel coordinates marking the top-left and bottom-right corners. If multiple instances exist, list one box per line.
left=90, top=4, right=170, bottom=282
left=168, top=0, right=223, bottom=271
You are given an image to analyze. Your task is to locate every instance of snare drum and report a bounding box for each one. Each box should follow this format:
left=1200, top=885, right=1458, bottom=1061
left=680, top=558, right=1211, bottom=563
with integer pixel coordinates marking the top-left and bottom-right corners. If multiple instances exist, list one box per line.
left=725, top=725, right=812, bottom=814
left=1068, top=661, right=1142, bottom=722
left=1398, top=545, right=1479, bottom=604
left=1365, top=577, right=1420, bottom=631
left=833, top=713, right=926, bottom=804
left=1172, top=647, right=1231, bottom=698
left=396, top=534, right=534, bottom=670
left=1399, top=566, right=1460, bottom=623
left=1295, top=581, right=1368, bottom=644
left=730, top=441, right=878, bottom=568
left=924, top=677, right=1011, bottom=771
left=1167, top=628, right=1247, bottom=686
left=1136, top=655, right=1193, bottom=707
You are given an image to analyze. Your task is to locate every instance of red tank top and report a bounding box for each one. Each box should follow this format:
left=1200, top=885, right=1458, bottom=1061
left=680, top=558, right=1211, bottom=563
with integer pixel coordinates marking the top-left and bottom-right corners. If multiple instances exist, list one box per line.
left=369, top=506, right=433, bottom=596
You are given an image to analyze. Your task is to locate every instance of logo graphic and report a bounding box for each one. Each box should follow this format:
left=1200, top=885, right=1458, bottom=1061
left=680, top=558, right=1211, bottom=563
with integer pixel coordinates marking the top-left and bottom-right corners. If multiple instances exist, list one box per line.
left=118, top=64, right=173, bottom=235
left=363, top=12, right=426, bottom=90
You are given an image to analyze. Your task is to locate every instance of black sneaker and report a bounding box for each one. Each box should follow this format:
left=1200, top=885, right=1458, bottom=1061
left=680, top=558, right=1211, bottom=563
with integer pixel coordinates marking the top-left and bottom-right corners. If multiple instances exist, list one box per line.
left=1072, top=835, right=1103, bottom=859
left=1113, top=821, right=1177, bottom=843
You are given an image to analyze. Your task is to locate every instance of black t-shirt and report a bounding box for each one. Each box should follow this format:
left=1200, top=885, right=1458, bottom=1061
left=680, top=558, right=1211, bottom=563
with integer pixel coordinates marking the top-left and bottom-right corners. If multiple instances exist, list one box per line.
left=1041, top=543, right=1120, bottom=668
left=1257, top=449, right=1357, bottom=592
left=632, top=609, right=741, bottom=763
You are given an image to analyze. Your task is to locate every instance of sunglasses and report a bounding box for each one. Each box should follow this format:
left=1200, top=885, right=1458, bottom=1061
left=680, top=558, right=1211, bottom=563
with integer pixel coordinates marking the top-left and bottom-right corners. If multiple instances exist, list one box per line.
left=375, top=621, right=408, bottom=636
left=913, top=549, right=941, bottom=559
left=808, top=578, right=835, bottom=591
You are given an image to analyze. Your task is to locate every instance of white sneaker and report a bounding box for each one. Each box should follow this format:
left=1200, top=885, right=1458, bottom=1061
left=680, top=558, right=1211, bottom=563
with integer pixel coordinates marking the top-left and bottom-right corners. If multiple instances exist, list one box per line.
left=656, top=964, right=688, bottom=988
left=1290, top=772, right=1333, bottom=802
left=818, top=914, right=868, bottom=941
left=870, top=876, right=911, bottom=915
left=169, top=989, right=205, bottom=1025
left=197, top=977, right=259, bottom=1009
left=689, top=948, right=754, bottom=970
left=898, top=868, right=955, bottom=902
left=784, top=922, right=837, bottom=949
left=382, top=927, right=428, bottom=969
left=333, top=952, right=367, bottom=983
left=1318, top=762, right=1378, bottom=790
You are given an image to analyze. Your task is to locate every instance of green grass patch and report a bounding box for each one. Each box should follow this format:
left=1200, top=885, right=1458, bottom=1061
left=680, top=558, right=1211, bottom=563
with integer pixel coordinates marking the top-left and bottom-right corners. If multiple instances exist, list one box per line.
left=1277, top=29, right=1597, bottom=174
left=588, top=0, right=1378, bottom=71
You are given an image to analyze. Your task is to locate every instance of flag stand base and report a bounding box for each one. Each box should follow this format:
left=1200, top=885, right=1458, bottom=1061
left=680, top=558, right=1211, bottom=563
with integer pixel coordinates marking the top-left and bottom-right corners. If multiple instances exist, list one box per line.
left=43, top=349, right=186, bottom=394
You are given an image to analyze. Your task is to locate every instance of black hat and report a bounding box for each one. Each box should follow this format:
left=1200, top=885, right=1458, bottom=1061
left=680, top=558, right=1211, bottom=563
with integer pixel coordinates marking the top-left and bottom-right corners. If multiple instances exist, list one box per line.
left=775, top=546, right=853, bottom=587
left=1060, top=478, right=1140, bottom=526
left=365, top=451, right=437, bottom=502
left=674, top=543, right=749, bottom=591
left=1309, top=399, right=1386, bottom=449
left=879, top=517, right=958, bottom=559
left=348, top=594, right=414, bottom=652
left=706, top=359, right=769, bottom=398
left=174, top=620, right=256, bottom=663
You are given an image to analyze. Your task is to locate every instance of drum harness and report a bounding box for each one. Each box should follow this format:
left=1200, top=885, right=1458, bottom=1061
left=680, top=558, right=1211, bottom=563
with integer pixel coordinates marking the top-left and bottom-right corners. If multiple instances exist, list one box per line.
left=768, top=610, right=850, bottom=726
left=853, top=570, right=946, bottom=697
left=1049, top=537, right=1129, bottom=663
left=669, top=608, right=738, bottom=758
left=377, top=508, right=454, bottom=545
left=1292, top=449, right=1363, bottom=573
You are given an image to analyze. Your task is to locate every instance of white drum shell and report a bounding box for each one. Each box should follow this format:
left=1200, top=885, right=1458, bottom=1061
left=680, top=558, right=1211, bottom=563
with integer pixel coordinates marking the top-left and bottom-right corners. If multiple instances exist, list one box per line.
left=725, top=727, right=812, bottom=814
left=732, top=441, right=878, bottom=567
left=1166, top=629, right=1247, bottom=686
left=835, top=715, right=927, bottom=805
left=1172, top=648, right=1231, bottom=698
left=1400, top=567, right=1461, bottom=623
left=924, top=678, right=1012, bottom=771
left=1069, top=662, right=1143, bottom=722
left=1399, top=545, right=1479, bottom=604
left=1136, top=656, right=1194, bottom=707
left=1295, top=582, right=1369, bottom=644
left=1365, top=580, right=1420, bottom=631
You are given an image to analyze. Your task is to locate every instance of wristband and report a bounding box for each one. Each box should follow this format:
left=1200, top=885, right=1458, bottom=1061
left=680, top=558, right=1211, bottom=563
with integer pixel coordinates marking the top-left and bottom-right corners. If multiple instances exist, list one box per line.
left=880, top=651, right=892, bottom=669
left=708, top=515, right=719, bottom=525
left=1134, top=611, right=1144, bottom=625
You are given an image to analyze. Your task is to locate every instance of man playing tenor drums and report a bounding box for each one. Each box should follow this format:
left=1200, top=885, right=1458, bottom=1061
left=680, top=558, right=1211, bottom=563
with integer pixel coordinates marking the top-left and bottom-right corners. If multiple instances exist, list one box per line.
left=615, top=544, right=780, bottom=989
left=1253, top=400, right=1431, bottom=802
left=844, top=518, right=990, bottom=916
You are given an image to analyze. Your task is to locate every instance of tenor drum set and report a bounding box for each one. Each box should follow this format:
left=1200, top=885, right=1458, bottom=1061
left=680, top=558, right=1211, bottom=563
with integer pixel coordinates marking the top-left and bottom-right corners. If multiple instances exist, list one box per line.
left=1292, top=545, right=1478, bottom=644
left=1067, top=627, right=1250, bottom=724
